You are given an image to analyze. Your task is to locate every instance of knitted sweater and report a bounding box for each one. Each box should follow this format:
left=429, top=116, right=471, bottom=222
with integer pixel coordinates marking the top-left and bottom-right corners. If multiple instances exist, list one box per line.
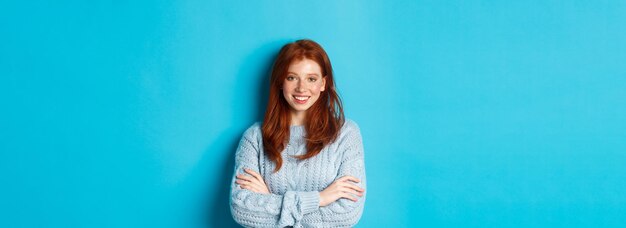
left=230, top=119, right=366, bottom=228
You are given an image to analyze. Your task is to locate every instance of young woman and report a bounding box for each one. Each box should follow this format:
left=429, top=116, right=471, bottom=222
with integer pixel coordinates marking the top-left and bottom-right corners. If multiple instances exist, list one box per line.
left=230, top=39, right=366, bottom=227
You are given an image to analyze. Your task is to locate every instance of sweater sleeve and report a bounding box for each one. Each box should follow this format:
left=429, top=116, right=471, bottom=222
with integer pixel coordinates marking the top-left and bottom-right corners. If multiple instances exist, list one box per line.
left=301, top=121, right=367, bottom=227
left=230, top=124, right=321, bottom=228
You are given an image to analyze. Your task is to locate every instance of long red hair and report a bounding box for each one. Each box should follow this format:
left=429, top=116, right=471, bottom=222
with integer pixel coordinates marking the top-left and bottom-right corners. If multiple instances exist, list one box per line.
left=262, top=39, right=345, bottom=172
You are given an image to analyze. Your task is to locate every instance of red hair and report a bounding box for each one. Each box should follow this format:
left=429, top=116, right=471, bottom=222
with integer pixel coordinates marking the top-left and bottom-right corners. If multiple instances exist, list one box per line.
left=262, top=39, right=345, bottom=172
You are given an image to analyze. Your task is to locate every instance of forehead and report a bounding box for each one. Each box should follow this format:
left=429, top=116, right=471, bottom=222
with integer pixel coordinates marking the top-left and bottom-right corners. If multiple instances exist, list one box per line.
left=287, top=58, right=322, bottom=75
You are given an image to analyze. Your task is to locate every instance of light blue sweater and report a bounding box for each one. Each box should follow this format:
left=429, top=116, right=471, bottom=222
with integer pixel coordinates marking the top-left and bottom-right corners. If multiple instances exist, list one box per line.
left=230, top=119, right=366, bottom=227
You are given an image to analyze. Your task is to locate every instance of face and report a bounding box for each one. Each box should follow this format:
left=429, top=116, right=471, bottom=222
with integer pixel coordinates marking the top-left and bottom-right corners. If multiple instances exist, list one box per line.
left=282, top=58, right=326, bottom=115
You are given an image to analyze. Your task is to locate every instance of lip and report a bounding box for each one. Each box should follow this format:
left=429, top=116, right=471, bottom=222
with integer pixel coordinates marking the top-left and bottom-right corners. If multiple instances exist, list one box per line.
left=292, top=95, right=310, bottom=104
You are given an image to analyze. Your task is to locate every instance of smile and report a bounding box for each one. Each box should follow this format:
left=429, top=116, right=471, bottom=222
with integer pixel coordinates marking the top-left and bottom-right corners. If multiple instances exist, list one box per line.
left=293, top=95, right=310, bottom=104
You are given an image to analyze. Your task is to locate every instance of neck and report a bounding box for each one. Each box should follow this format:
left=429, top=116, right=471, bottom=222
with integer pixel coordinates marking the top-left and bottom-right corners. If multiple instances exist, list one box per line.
left=290, top=110, right=307, bottom=126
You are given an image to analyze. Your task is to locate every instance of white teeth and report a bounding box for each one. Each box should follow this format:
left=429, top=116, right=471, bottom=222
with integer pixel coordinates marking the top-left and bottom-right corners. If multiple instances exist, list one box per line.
left=294, top=96, right=309, bottom=101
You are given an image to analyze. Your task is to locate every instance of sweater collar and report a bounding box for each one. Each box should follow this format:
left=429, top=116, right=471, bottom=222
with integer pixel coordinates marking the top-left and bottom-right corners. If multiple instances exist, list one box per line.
left=289, top=125, right=306, bottom=142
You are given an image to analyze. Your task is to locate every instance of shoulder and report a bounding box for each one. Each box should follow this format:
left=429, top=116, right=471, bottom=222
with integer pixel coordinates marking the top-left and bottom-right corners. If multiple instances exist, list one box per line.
left=236, top=122, right=263, bottom=154
left=334, top=119, right=365, bottom=156
left=341, top=118, right=361, bottom=135
left=336, top=118, right=363, bottom=145
left=241, top=122, right=262, bottom=140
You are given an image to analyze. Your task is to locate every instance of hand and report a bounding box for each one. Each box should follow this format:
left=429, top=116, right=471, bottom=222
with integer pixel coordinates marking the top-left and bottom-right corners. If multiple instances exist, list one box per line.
left=319, top=176, right=365, bottom=207
left=236, top=168, right=271, bottom=194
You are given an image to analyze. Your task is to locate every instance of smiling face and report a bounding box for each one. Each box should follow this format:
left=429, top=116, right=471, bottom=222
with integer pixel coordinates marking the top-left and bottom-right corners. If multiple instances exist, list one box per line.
left=282, top=58, right=326, bottom=119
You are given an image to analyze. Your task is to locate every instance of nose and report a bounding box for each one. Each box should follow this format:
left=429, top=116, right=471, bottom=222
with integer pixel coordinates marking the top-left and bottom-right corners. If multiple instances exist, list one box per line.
left=295, top=80, right=305, bottom=92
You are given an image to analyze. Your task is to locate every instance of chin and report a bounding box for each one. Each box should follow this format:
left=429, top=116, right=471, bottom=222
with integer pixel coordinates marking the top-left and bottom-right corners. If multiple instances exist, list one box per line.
left=293, top=107, right=310, bottom=111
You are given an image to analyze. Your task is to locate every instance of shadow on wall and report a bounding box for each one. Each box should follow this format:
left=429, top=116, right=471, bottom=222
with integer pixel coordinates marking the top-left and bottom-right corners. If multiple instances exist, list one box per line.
left=203, top=39, right=290, bottom=227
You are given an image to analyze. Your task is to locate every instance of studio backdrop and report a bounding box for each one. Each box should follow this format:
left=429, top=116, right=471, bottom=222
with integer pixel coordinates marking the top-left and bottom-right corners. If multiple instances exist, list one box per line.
left=1, top=0, right=625, bottom=227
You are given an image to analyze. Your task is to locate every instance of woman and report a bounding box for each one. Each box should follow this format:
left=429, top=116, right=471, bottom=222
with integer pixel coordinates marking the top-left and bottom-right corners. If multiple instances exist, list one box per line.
left=230, top=39, right=366, bottom=227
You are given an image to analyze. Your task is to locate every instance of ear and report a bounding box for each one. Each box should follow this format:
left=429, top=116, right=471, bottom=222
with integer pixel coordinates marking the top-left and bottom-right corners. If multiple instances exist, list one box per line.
left=321, top=76, right=327, bottom=92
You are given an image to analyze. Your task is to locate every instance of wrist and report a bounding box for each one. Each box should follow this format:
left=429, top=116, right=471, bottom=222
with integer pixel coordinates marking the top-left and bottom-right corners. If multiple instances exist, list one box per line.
left=319, top=193, right=323, bottom=206
left=319, top=192, right=328, bottom=207
left=299, top=191, right=320, bottom=214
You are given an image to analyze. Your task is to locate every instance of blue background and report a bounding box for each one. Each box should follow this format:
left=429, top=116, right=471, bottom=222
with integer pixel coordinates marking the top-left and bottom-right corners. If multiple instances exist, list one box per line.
left=1, top=0, right=625, bottom=227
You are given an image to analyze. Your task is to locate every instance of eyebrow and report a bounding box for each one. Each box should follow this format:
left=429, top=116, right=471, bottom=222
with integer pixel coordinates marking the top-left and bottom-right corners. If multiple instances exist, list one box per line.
left=287, top=72, right=320, bottom=77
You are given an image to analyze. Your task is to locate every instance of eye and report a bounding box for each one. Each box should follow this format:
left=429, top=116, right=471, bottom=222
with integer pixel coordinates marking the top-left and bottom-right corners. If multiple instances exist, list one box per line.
left=286, top=76, right=295, bottom=81
left=308, top=77, right=317, bottom=82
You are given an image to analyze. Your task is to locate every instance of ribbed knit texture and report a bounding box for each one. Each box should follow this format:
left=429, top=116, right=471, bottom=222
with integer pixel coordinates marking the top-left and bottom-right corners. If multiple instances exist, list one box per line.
left=230, top=119, right=366, bottom=228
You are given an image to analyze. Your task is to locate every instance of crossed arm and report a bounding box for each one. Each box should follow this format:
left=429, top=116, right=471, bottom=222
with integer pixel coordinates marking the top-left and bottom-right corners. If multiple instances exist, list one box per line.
left=229, top=125, right=366, bottom=227
left=236, top=168, right=364, bottom=207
